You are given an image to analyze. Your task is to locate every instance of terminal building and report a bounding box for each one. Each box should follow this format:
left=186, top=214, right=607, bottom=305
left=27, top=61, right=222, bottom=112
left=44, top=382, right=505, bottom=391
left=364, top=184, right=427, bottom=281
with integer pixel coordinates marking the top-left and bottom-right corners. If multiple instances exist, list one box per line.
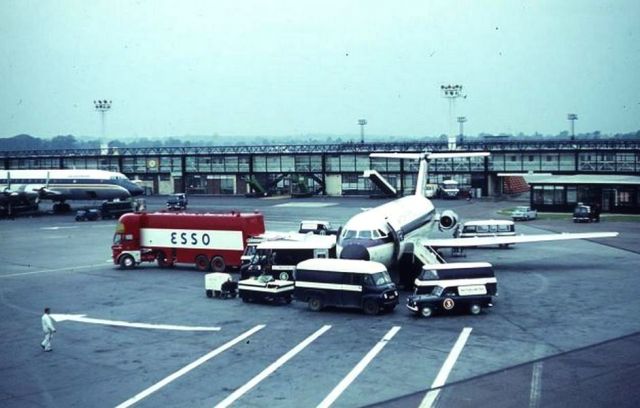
left=2, top=139, right=639, bottom=213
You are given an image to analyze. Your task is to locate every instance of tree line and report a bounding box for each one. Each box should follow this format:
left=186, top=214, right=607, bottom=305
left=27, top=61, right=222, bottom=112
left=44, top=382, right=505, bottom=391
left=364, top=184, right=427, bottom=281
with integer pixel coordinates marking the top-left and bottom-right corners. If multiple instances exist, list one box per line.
left=1, top=130, right=639, bottom=152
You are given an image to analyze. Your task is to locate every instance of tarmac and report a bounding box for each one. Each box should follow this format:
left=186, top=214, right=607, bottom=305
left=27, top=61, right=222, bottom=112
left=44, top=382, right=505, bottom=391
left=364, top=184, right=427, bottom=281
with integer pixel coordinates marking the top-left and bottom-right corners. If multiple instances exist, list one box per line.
left=0, top=196, right=638, bottom=407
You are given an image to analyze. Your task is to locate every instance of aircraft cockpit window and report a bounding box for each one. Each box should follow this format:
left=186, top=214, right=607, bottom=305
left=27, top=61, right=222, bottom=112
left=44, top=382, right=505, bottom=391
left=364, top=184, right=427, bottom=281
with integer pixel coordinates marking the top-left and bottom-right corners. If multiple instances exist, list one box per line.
left=371, top=230, right=381, bottom=239
left=357, top=230, right=372, bottom=239
left=377, top=229, right=388, bottom=238
left=342, top=230, right=357, bottom=239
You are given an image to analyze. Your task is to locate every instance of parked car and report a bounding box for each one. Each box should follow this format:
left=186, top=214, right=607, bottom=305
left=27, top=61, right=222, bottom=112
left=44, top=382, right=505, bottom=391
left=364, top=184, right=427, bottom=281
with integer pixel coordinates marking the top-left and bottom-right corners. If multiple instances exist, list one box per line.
left=573, top=204, right=600, bottom=223
left=75, top=209, right=100, bottom=221
left=406, top=285, right=494, bottom=318
left=511, top=206, right=537, bottom=221
left=101, top=199, right=136, bottom=219
left=166, top=193, right=188, bottom=210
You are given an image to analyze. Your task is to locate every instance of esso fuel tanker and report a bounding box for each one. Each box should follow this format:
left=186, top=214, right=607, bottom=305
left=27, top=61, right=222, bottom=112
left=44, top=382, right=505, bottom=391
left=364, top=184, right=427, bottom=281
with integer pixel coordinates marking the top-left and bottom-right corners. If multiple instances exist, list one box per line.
left=111, top=211, right=265, bottom=271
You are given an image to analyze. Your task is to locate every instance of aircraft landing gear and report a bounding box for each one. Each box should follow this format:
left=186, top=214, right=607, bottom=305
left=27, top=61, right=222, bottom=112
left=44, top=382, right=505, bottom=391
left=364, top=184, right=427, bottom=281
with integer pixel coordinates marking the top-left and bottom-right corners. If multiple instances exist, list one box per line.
left=53, top=202, right=71, bottom=213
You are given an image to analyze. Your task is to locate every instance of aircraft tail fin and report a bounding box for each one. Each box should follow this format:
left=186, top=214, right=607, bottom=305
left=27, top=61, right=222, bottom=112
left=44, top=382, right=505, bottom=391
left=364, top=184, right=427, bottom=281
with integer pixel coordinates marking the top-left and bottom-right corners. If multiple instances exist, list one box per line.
left=370, top=151, right=489, bottom=197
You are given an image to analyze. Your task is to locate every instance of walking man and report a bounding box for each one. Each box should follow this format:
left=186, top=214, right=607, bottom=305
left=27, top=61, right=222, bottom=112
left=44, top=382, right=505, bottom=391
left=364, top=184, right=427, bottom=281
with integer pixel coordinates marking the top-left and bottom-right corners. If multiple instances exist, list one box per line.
left=41, top=307, right=56, bottom=352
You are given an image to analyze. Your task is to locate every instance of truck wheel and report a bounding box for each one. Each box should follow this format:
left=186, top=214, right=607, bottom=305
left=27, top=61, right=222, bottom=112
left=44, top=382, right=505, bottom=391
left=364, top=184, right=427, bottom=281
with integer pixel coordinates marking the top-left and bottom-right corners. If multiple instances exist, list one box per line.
left=210, top=256, right=226, bottom=272
left=195, top=255, right=210, bottom=272
left=157, top=252, right=173, bottom=268
left=119, top=254, right=135, bottom=269
left=206, top=290, right=213, bottom=298
left=420, top=306, right=433, bottom=318
left=363, top=300, right=380, bottom=315
left=470, top=304, right=482, bottom=315
left=308, top=296, right=322, bottom=312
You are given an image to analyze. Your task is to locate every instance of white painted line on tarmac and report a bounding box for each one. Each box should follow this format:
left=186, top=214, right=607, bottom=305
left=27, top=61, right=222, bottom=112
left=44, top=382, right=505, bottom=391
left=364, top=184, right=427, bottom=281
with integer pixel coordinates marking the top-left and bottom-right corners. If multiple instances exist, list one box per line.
left=51, top=313, right=221, bottom=331
left=215, top=325, right=332, bottom=408
left=273, top=202, right=337, bottom=208
left=41, top=226, right=78, bottom=230
left=529, top=361, right=544, bottom=408
left=116, top=325, right=265, bottom=408
left=317, top=326, right=401, bottom=408
left=419, top=327, right=472, bottom=408
left=0, top=263, right=107, bottom=278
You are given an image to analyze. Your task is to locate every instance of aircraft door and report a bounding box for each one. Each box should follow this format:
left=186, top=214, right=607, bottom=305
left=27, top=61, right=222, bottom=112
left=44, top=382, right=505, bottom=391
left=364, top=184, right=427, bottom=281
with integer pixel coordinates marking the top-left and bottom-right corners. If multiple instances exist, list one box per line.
left=386, top=222, right=401, bottom=265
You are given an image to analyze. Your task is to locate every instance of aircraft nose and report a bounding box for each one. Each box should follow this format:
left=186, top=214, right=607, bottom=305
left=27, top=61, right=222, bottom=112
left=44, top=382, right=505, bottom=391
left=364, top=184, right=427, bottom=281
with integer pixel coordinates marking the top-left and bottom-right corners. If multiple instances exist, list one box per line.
left=339, top=244, right=370, bottom=261
left=130, top=183, right=145, bottom=196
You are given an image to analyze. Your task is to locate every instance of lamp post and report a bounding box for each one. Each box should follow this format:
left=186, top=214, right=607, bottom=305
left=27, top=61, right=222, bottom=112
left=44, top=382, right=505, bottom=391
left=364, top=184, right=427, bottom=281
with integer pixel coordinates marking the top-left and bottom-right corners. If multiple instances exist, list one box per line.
left=441, top=85, right=464, bottom=150
left=94, top=100, right=112, bottom=150
left=358, top=119, right=367, bottom=144
left=567, top=113, right=578, bottom=141
left=457, top=116, right=467, bottom=145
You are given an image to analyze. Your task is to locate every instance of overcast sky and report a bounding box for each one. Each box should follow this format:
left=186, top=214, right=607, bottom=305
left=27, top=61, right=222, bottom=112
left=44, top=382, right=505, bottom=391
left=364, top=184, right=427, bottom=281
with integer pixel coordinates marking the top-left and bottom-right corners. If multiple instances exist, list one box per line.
left=1, top=0, right=639, bottom=140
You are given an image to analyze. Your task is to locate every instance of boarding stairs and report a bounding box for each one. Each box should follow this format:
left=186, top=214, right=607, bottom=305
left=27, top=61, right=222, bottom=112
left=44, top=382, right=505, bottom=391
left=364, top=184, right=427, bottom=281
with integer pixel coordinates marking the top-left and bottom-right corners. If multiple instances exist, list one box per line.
left=503, top=176, right=530, bottom=194
left=412, top=242, right=446, bottom=266
left=364, top=170, right=397, bottom=197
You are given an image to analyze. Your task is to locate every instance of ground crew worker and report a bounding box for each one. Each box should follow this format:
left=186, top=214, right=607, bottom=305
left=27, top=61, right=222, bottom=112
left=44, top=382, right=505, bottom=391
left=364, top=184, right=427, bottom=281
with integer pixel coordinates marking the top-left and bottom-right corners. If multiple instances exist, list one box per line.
left=41, top=307, right=56, bottom=352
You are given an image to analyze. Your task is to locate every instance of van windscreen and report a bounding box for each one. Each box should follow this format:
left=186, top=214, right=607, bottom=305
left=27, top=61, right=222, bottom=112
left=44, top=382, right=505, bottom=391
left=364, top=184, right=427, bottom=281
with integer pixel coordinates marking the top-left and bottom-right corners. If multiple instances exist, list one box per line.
left=372, top=271, right=392, bottom=285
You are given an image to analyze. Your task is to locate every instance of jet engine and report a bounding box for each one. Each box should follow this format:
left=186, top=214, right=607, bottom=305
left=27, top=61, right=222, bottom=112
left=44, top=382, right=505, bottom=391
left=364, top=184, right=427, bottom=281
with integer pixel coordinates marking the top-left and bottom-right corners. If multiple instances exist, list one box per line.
left=438, top=210, right=459, bottom=231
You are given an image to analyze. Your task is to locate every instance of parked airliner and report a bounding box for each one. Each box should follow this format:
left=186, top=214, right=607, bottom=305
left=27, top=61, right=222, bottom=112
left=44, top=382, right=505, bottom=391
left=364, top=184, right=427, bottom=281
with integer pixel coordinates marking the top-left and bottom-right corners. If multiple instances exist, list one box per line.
left=0, top=169, right=144, bottom=215
left=336, top=152, right=618, bottom=277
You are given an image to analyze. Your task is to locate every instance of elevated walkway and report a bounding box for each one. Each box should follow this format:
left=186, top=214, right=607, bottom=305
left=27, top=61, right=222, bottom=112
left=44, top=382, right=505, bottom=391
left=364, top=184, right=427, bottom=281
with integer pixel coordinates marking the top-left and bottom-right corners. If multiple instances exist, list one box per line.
left=364, top=170, right=397, bottom=196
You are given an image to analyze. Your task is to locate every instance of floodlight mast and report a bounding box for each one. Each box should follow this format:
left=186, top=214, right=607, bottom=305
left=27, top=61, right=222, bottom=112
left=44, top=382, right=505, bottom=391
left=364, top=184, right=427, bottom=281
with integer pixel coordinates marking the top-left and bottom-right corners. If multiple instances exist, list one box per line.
left=567, top=113, right=578, bottom=141
left=94, top=100, right=112, bottom=150
left=441, top=85, right=464, bottom=150
left=457, top=116, right=467, bottom=145
left=358, top=119, right=367, bottom=143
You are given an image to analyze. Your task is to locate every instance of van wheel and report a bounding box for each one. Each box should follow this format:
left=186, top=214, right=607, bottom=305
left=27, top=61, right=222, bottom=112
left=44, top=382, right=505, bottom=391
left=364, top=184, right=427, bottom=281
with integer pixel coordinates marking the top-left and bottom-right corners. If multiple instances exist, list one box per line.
left=470, top=304, right=482, bottom=315
left=206, top=290, right=213, bottom=298
left=119, top=254, right=135, bottom=269
left=363, top=300, right=380, bottom=315
left=195, top=255, right=210, bottom=272
left=279, top=271, right=290, bottom=280
left=420, top=306, right=433, bottom=318
left=308, top=296, right=322, bottom=312
left=210, top=256, right=226, bottom=272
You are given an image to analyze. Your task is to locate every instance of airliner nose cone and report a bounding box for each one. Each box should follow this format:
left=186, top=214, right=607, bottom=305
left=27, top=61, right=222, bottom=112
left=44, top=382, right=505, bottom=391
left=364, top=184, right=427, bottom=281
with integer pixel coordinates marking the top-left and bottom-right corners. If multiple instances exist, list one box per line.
left=339, top=244, right=370, bottom=261
left=131, top=185, right=145, bottom=196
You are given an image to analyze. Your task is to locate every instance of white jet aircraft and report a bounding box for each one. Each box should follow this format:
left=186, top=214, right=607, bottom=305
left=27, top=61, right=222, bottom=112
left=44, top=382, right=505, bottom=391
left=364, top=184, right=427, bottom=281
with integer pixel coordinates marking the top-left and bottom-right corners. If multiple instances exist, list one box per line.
left=336, top=152, right=618, bottom=279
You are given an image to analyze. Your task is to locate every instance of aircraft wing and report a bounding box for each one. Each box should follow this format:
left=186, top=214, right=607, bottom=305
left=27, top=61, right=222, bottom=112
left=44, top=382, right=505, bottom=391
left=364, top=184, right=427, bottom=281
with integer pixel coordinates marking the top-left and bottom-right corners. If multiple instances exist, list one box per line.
left=423, top=232, right=619, bottom=248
